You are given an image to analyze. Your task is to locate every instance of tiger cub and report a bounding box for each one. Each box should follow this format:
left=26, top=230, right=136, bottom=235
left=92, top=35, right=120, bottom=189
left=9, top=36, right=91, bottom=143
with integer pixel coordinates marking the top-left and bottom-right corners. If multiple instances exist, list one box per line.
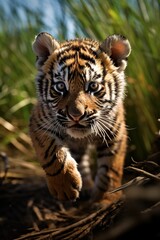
left=30, top=32, right=131, bottom=203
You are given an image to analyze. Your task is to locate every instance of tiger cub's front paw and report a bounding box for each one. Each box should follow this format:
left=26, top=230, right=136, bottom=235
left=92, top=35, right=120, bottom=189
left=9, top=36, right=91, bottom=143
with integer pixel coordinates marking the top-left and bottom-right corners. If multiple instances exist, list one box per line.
left=46, top=159, right=82, bottom=201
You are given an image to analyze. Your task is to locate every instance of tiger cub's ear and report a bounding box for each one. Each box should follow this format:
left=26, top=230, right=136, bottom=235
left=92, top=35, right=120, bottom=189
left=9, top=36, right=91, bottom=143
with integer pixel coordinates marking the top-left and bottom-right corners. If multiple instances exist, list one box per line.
left=32, top=32, right=60, bottom=69
left=99, top=35, right=131, bottom=71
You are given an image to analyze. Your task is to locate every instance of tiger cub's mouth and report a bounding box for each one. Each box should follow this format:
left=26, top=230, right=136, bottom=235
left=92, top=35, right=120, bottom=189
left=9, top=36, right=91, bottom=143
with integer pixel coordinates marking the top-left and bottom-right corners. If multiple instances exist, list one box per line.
left=69, top=123, right=86, bottom=129
left=66, top=123, right=92, bottom=139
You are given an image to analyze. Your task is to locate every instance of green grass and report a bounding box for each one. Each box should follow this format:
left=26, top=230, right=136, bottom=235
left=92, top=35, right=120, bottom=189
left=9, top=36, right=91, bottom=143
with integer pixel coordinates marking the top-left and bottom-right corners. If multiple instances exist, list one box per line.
left=0, top=2, right=42, bottom=154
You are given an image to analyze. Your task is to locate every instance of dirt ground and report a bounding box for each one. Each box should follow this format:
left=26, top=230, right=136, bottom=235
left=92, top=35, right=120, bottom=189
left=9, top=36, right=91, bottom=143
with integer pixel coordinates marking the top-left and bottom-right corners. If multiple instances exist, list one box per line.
left=0, top=136, right=160, bottom=240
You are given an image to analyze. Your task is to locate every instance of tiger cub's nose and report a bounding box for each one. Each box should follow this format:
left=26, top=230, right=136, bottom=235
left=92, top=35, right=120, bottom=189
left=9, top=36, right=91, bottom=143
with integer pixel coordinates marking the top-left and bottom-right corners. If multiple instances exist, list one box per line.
left=68, top=110, right=85, bottom=122
left=67, top=105, right=85, bottom=122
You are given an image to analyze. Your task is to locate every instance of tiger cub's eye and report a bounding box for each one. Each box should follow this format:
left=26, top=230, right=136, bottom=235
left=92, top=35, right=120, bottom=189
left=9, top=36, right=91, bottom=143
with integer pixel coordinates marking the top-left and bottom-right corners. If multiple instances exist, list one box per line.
left=54, top=82, right=66, bottom=93
left=88, top=82, right=100, bottom=92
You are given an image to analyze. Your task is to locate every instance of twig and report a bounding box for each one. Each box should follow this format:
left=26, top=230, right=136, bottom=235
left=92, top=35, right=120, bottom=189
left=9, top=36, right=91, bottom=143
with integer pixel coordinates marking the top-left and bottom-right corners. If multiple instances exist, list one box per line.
left=141, top=201, right=160, bottom=214
left=108, top=176, right=148, bottom=194
left=125, top=166, right=160, bottom=181
left=147, top=152, right=160, bottom=163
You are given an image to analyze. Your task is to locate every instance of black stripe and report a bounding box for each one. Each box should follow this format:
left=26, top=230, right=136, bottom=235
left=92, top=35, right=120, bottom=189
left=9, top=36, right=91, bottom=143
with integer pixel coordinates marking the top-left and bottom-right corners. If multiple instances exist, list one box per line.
left=57, top=115, right=67, bottom=121
left=58, top=64, right=68, bottom=73
left=110, top=167, right=120, bottom=176
left=113, top=74, right=120, bottom=101
left=107, top=82, right=112, bottom=101
left=50, top=145, right=57, bottom=157
left=97, top=140, right=120, bottom=158
left=98, top=150, right=115, bottom=158
left=58, top=41, right=97, bottom=56
left=54, top=131, right=65, bottom=141
left=32, top=116, right=65, bottom=141
left=37, top=73, right=45, bottom=96
left=94, top=101, right=104, bottom=108
left=56, top=47, right=70, bottom=59
left=34, top=121, right=47, bottom=132
left=59, top=54, right=75, bottom=65
left=44, top=81, right=49, bottom=102
left=42, top=153, right=56, bottom=169
left=39, top=111, right=48, bottom=122
left=113, top=122, right=121, bottom=136
left=46, top=156, right=66, bottom=177
left=85, top=62, right=95, bottom=71
left=82, top=41, right=97, bottom=49
left=79, top=52, right=95, bottom=64
left=97, top=141, right=115, bottom=151
left=34, top=114, right=47, bottom=128
left=44, top=139, right=55, bottom=159
left=35, top=136, right=45, bottom=148
left=41, top=104, right=48, bottom=118
left=78, top=64, right=85, bottom=70
left=68, top=45, right=80, bottom=51
left=46, top=98, right=60, bottom=103
left=87, top=115, right=97, bottom=121
left=95, top=92, right=106, bottom=99
left=99, top=175, right=109, bottom=186
left=88, top=48, right=98, bottom=58
left=33, top=120, right=64, bottom=140
left=94, top=73, right=101, bottom=80
left=101, top=64, right=106, bottom=83
left=105, top=121, right=121, bottom=141
left=99, top=99, right=112, bottom=104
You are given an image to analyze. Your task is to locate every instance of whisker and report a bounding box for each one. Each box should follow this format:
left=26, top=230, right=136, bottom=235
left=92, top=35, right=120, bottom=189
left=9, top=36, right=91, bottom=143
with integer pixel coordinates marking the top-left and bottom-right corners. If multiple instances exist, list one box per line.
left=92, top=121, right=108, bottom=145
left=100, top=116, right=129, bottom=141
left=98, top=121, right=113, bottom=142
left=33, top=117, right=64, bottom=138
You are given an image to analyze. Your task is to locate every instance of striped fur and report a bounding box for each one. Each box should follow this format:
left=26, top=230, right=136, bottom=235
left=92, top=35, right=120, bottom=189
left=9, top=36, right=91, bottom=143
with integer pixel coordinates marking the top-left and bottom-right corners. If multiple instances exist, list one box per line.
left=30, top=32, right=131, bottom=202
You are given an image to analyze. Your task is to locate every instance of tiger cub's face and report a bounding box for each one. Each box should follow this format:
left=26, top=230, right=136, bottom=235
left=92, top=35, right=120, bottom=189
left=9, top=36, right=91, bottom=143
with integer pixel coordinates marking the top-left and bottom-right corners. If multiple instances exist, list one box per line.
left=33, top=32, right=131, bottom=139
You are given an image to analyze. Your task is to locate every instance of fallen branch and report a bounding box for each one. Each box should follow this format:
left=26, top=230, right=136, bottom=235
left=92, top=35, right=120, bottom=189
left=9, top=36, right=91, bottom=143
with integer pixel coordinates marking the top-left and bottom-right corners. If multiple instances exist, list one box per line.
left=17, top=200, right=123, bottom=240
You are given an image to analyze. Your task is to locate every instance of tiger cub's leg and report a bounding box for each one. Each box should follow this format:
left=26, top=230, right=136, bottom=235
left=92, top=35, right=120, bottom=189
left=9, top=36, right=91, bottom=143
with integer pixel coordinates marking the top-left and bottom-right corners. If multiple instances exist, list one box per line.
left=30, top=116, right=82, bottom=201
left=78, top=146, right=94, bottom=197
left=93, top=125, right=127, bottom=203
left=45, top=147, right=82, bottom=201
left=69, top=144, right=94, bottom=198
